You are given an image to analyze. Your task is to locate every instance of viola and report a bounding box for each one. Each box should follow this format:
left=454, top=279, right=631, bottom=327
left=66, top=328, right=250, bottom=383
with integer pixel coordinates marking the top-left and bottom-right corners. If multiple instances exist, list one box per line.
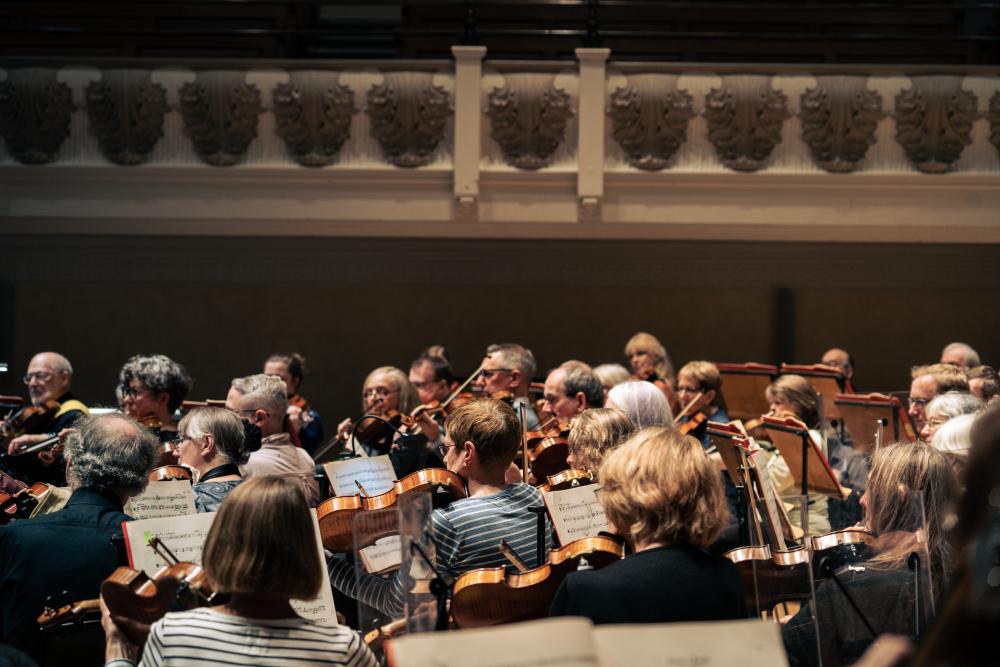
left=317, top=468, right=467, bottom=553
left=148, top=465, right=193, bottom=483
left=450, top=534, right=625, bottom=629
left=539, top=468, right=594, bottom=493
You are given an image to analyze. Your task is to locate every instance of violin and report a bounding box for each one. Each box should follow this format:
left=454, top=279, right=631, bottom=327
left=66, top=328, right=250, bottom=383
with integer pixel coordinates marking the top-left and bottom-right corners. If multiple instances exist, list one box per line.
left=0, top=470, right=51, bottom=522
left=539, top=468, right=594, bottom=493
left=518, top=419, right=572, bottom=481
left=0, top=399, right=60, bottom=439
left=317, top=468, right=467, bottom=553
left=674, top=391, right=709, bottom=436
left=148, top=465, right=193, bottom=483
left=450, top=534, right=625, bottom=629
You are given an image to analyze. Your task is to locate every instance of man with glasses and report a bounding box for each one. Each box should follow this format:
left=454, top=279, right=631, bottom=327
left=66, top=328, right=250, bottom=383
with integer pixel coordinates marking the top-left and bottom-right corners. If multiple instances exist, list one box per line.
left=908, top=363, right=969, bottom=436
left=542, top=360, right=604, bottom=424
left=226, top=373, right=319, bottom=506
left=475, top=343, right=541, bottom=430
left=3, top=352, right=89, bottom=486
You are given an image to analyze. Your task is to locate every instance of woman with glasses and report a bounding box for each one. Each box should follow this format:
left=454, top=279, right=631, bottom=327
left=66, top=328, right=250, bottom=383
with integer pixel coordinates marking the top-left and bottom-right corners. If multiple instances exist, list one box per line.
left=173, top=407, right=247, bottom=513
left=117, top=354, right=193, bottom=443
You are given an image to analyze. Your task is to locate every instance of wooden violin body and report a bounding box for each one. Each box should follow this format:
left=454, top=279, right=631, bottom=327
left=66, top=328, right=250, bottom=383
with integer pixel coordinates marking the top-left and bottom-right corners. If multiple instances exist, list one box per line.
left=37, top=598, right=102, bottom=634
left=0, top=477, right=51, bottom=523
left=148, top=465, right=192, bottom=483
left=0, top=400, right=60, bottom=439
left=317, top=468, right=467, bottom=553
left=450, top=535, right=625, bottom=629
left=520, top=421, right=571, bottom=481
left=539, top=468, right=594, bottom=493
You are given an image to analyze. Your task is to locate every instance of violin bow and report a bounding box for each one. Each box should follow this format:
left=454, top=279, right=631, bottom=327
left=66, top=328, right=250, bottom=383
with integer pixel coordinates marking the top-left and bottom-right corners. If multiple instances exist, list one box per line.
left=672, top=391, right=705, bottom=425
left=518, top=403, right=529, bottom=484
left=441, top=362, right=484, bottom=409
left=499, top=539, right=530, bottom=573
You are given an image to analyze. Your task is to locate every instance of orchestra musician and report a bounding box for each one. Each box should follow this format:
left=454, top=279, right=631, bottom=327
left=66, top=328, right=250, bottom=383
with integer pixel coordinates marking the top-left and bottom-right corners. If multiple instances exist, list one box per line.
left=407, top=352, right=455, bottom=443
left=327, top=399, right=553, bottom=618
left=226, top=374, right=319, bottom=507
left=940, top=341, right=980, bottom=370
left=0, top=414, right=159, bottom=659
left=101, top=477, right=377, bottom=667
left=117, top=354, right=192, bottom=442
left=931, top=413, right=975, bottom=471
left=3, top=352, right=89, bottom=487
left=541, top=361, right=604, bottom=424
left=474, top=343, right=541, bottom=429
left=564, top=408, right=635, bottom=477
left=908, top=363, right=970, bottom=434
left=920, top=391, right=983, bottom=442
left=674, top=360, right=730, bottom=449
left=605, top=380, right=673, bottom=429
left=966, top=364, right=1000, bottom=403
left=624, top=332, right=678, bottom=410
left=592, top=363, right=630, bottom=400
left=821, top=347, right=855, bottom=390
left=550, top=426, right=744, bottom=624
left=781, top=441, right=959, bottom=667
left=173, top=407, right=247, bottom=513
left=264, top=352, right=324, bottom=455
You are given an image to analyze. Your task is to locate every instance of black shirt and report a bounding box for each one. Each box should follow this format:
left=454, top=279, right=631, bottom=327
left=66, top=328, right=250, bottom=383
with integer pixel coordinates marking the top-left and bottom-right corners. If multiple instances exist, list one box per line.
left=549, top=543, right=746, bottom=625
left=0, top=488, right=130, bottom=658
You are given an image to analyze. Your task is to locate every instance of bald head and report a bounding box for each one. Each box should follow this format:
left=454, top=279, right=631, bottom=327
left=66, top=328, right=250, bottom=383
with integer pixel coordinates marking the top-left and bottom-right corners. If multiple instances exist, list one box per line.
left=26, top=351, right=73, bottom=405
left=941, top=342, right=980, bottom=370
left=821, top=348, right=853, bottom=380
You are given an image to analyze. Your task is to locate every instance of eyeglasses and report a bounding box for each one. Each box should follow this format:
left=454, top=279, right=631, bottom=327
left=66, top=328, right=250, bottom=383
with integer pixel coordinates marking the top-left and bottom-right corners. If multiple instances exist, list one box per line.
left=362, top=388, right=399, bottom=399
left=121, top=385, right=149, bottom=399
left=23, top=371, right=53, bottom=384
left=478, top=369, right=513, bottom=380
left=909, top=397, right=930, bottom=408
left=436, top=442, right=458, bottom=458
left=169, top=435, right=190, bottom=450
left=677, top=385, right=702, bottom=394
left=228, top=407, right=268, bottom=418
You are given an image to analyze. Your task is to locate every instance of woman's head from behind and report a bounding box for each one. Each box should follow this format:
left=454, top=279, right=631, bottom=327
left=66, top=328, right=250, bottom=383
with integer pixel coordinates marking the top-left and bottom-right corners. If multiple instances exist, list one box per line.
left=598, top=426, right=729, bottom=550
left=765, top=374, right=819, bottom=428
left=605, top=380, right=673, bottom=429
left=203, top=476, right=320, bottom=600
left=567, top=408, right=636, bottom=474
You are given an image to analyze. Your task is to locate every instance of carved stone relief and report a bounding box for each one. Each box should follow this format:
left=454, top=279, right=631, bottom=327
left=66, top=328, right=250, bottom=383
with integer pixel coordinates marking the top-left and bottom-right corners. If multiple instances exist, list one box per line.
left=0, top=69, right=75, bottom=165
left=366, top=72, right=451, bottom=168
left=894, top=76, right=978, bottom=173
left=985, top=91, right=1000, bottom=160
left=84, top=70, right=168, bottom=166
left=799, top=76, right=884, bottom=173
left=486, top=74, right=574, bottom=170
left=273, top=72, right=357, bottom=167
left=179, top=71, right=262, bottom=166
left=608, top=74, right=694, bottom=171
left=704, top=76, right=790, bottom=172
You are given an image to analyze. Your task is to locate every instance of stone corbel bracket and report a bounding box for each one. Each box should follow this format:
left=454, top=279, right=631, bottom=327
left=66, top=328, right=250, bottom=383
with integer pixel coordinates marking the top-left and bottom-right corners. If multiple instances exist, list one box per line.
left=0, top=68, right=75, bottom=165
left=487, top=73, right=575, bottom=170
left=272, top=71, right=357, bottom=168
left=799, top=76, right=885, bottom=173
left=608, top=73, right=695, bottom=171
left=894, top=75, right=978, bottom=173
left=179, top=71, right=263, bottom=167
left=85, top=69, right=168, bottom=166
left=704, top=75, right=790, bottom=172
left=366, top=72, right=452, bottom=168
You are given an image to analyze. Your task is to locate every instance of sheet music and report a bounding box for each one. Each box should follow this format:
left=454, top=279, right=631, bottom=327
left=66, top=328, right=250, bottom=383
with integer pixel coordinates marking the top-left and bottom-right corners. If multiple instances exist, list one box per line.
left=359, top=534, right=402, bottom=574
left=124, top=480, right=197, bottom=520
left=543, top=484, right=609, bottom=544
left=323, top=455, right=395, bottom=497
left=122, top=510, right=337, bottom=623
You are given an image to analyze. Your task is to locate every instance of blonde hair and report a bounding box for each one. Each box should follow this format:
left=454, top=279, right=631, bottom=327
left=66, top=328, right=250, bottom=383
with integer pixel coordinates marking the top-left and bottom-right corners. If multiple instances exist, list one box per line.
left=444, top=399, right=520, bottom=470
left=230, top=374, right=288, bottom=416
left=362, top=366, right=419, bottom=413
left=624, top=332, right=675, bottom=382
left=568, top=408, right=635, bottom=475
left=203, top=476, right=321, bottom=599
left=911, top=363, right=970, bottom=394
left=678, top=360, right=726, bottom=412
left=766, top=374, right=820, bottom=428
left=598, top=426, right=729, bottom=549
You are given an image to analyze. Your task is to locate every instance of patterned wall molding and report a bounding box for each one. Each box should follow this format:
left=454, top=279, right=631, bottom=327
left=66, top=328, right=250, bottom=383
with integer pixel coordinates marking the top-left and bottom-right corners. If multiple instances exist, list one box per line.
left=799, top=76, right=884, bottom=173
left=486, top=74, right=574, bottom=170
left=894, top=75, right=978, bottom=174
left=366, top=72, right=451, bottom=168
left=608, top=74, right=694, bottom=171
left=179, top=71, right=262, bottom=166
left=0, top=68, right=74, bottom=164
left=272, top=71, right=357, bottom=168
left=704, top=75, right=791, bottom=172
left=989, top=90, right=1000, bottom=159
left=85, top=69, right=168, bottom=166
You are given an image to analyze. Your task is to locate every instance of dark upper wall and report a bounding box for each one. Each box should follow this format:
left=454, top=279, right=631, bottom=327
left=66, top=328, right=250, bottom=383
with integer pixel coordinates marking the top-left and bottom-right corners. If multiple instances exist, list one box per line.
left=1, top=235, right=998, bottom=426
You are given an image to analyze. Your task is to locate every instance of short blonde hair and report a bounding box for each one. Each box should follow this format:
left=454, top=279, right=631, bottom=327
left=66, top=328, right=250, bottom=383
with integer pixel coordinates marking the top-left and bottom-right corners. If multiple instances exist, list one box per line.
left=678, top=360, right=726, bottom=412
left=362, top=366, right=419, bottom=413
left=203, top=477, right=321, bottom=599
left=624, top=332, right=675, bottom=382
left=598, top=426, right=729, bottom=549
left=568, top=408, right=635, bottom=474
left=444, top=399, right=520, bottom=470
left=230, top=373, right=288, bottom=416
left=911, top=363, right=969, bottom=394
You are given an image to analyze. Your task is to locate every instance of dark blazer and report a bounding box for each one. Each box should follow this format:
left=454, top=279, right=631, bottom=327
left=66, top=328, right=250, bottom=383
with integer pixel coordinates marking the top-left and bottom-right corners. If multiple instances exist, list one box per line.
left=550, top=543, right=746, bottom=624
left=0, top=488, right=130, bottom=658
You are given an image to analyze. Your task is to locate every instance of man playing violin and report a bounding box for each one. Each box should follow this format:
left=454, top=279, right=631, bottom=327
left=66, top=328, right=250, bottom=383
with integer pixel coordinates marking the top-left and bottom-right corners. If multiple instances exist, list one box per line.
left=541, top=361, right=603, bottom=424
left=474, top=343, right=541, bottom=430
left=328, top=398, right=552, bottom=619
left=2, top=352, right=89, bottom=487
left=908, top=363, right=969, bottom=435
left=407, top=353, right=454, bottom=444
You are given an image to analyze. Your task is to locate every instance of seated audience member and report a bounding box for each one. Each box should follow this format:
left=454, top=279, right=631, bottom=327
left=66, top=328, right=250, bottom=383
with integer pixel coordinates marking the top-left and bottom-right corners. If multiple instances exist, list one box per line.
left=605, top=380, right=673, bottom=429
left=592, top=363, right=630, bottom=399
left=264, top=352, right=324, bottom=454
left=966, top=365, right=1000, bottom=403
left=782, top=441, right=959, bottom=667
left=909, top=363, right=970, bottom=434
left=0, top=414, right=158, bottom=658
left=328, top=399, right=552, bottom=618
left=227, top=374, right=319, bottom=507
left=675, top=360, right=730, bottom=448
left=940, top=341, right=980, bottom=371
left=821, top=347, right=855, bottom=389
left=921, top=391, right=984, bottom=442
left=173, top=407, right=247, bottom=513
left=474, top=343, right=541, bottom=429
left=931, top=413, right=976, bottom=471
left=565, top=408, right=635, bottom=475
left=542, top=361, right=604, bottom=424
left=336, top=366, right=431, bottom=477
left=550, top=426, right=744, bottom=624
left=118, top=354, right=193, bottom=442
left=102, top=477, right=376, bottom=667
left=624, top=332, right=677, bottom=409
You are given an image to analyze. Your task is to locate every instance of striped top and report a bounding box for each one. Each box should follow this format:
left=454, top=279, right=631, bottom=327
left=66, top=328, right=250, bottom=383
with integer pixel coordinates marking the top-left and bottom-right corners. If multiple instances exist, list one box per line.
left=122, top=608, right=376, bottom=667
left=328, top=482, right=552, bottom=617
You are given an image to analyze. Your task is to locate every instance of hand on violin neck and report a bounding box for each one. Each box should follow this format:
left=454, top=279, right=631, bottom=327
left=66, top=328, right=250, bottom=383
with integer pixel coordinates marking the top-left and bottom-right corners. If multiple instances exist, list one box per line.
left=100, top=597, right=142, bottom=663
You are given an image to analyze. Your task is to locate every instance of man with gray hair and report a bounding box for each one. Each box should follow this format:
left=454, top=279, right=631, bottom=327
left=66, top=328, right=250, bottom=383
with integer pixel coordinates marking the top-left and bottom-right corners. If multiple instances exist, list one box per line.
left=542, top=360, right=604, bottom=424
left=227, top=373, right=319, bottom=506
left=0, top=413, right=158, bottom=658
left=474, top=343, right=541, bottom=429
left=940, top=342, right=981, bottom=370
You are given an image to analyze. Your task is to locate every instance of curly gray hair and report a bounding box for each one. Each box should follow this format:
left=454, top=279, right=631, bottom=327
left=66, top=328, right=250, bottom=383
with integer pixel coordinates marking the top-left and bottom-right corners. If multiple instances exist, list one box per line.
left=65, top=413, right=159, bottom=494
left=118, top=354, right=193, bottom=412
